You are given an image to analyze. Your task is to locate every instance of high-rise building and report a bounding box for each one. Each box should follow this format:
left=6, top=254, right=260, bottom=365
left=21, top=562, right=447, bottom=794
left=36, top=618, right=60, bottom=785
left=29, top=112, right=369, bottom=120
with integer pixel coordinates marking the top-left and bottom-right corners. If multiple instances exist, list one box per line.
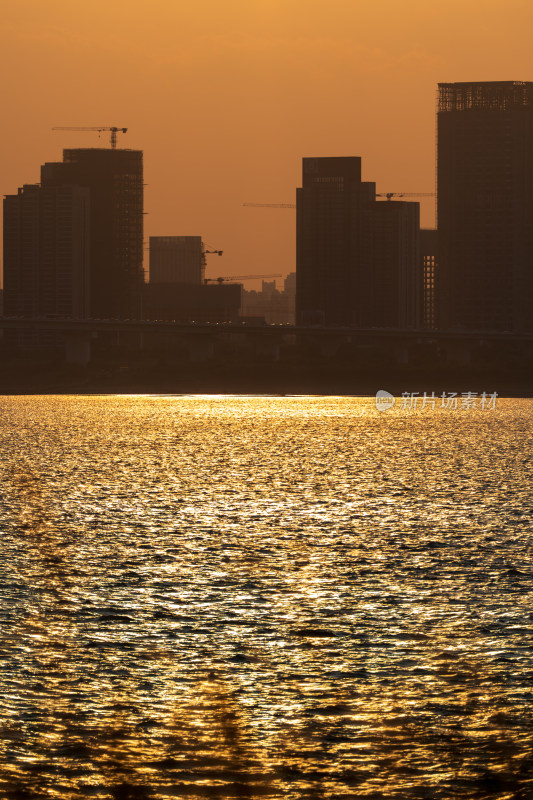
left=149, top=236, right=204, bottom=284
left=437, top=81, right=533, bottom=331
left=3, top=185, right=41, bottom=320
left=420, top=228, right=438, bottom=329
left=3, top=183, right=90, bottom=322
left=39, top=184, right=91, bottom=319
left=296, top=156, right=420, bottom=327
left=359, top=201, right=421, bottom=329
left=41, top=148, right=143, bottom=319
left=296, top=157, right=373, bottom=325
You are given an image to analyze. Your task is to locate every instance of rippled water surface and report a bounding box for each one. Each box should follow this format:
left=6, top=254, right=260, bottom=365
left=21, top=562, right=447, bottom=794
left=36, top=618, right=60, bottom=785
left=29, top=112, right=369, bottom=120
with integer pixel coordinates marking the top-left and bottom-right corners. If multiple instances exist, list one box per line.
left=1, top=395, right=532, bottom=800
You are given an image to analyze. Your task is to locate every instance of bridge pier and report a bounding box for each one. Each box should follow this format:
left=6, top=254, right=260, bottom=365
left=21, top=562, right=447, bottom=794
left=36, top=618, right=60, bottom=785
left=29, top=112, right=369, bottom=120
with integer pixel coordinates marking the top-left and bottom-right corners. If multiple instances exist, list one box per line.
left=394, top=343, right=409, bottom=366
left=183, top=335, right=215, bottom=363
left=251, top=335, right=281, bottom=361
left=318, top=338, right=343, bottom=359
left=306, top=334, right=347, bottom=359
left=445, top=340, right=472, bottom=366
left=65, top=333, right=91, bottom=366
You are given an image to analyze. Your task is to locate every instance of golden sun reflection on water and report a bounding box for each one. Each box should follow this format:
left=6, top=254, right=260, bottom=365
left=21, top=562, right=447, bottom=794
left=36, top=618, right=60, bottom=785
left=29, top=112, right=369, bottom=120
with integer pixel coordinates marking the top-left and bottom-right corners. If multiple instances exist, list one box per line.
left=0, top=395, right=532, bottom=799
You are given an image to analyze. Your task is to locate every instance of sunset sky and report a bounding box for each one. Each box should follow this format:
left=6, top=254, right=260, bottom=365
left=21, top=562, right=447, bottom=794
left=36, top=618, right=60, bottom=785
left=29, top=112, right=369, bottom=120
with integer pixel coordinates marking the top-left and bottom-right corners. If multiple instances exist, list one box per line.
left=2, top=0, right=532, bottom=286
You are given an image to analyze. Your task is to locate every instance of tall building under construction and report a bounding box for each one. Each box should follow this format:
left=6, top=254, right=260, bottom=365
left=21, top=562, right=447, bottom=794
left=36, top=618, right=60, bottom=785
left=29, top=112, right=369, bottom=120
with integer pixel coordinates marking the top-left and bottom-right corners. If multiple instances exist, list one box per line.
left=41, top=148, right=144, bottom=319
left=4, top=148, right=144, bottom=327
left=437, top=81, right=533, bottom=331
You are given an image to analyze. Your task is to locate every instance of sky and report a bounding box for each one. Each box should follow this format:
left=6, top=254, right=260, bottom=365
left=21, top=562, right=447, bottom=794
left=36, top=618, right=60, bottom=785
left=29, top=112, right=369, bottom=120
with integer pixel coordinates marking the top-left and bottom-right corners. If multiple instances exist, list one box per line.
left=2, top=0, right=533, bottom=287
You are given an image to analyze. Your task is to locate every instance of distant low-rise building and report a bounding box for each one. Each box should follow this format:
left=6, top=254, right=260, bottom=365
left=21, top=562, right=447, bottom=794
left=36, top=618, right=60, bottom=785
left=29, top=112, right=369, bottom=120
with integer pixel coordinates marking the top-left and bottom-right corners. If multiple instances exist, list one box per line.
left=142, top=282, right=241, bottom=323
left=240, top=274, right=296, bottom=324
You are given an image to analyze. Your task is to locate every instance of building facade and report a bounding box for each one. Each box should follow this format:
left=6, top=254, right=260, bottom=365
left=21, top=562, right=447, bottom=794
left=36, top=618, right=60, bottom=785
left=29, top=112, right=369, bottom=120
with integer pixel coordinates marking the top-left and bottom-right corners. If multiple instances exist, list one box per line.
left=296, top=156, right=421, bottom=328
left=421, top=228, right=438, bottom=329
left=240, top=275, right=296, bottom=324
left=41, top=148, right=143, bottom=319
left=359, top=200, right=420, bottom=329
left=3, top=185, right=41, bottom=320
left=296, top=157, right=372, bottom=325
left=3, top=183, right=90, bottom=322
left=437, top=81, right=533, bottom=331
left=142, top=282, right=241, bottom=323
left=149, top=236, right=204, bottom=285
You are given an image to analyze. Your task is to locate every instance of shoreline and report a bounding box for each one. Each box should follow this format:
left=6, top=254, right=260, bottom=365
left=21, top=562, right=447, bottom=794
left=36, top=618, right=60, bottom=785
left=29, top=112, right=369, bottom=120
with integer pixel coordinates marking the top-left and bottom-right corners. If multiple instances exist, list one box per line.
left=1, top=358, right=532, bottom=397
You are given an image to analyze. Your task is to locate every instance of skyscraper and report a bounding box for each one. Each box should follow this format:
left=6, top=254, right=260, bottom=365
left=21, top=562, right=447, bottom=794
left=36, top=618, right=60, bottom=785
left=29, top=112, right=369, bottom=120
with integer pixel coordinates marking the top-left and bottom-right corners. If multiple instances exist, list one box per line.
left=421, top=228, right=438, bottom=330
left=359, top=200, right=420, bottom=329
left=3, top=185, right=41, bottom=320
left=437, top=81, right=533, bottom=331
left=41, top=148, right=144, bottom=319
left=296, top=157, right=374, bottom=325
left=296, top=156, right=420, bottom=327
left=3, top=183, right=90, bottom=326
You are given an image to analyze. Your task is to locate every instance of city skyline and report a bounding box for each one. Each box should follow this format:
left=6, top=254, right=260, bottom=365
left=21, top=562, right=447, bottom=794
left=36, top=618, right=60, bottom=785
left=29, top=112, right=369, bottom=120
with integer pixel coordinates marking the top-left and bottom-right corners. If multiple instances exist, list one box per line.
left=2, top=0, right=532, bottom=287
left=2, top=7, right=533, bottom=799
left=6, top=78, right=533, bottom=335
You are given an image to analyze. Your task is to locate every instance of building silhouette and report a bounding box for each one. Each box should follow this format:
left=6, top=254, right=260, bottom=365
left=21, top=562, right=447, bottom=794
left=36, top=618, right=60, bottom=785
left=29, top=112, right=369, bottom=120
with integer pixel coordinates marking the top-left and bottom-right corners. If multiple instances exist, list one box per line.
left=41, top=148, right=143, bottom=319
left=438, top=81, right=533, bottom=331
left=421, top=228, right=438, bottom=329
left=149, top=236, right=204, bottom=284
left=3, top=183, right=90, bottom=345
left=142, top=282, right=241, bottom=323
left=240, top=274, right=296, bottom=324
left=144, top=234, right=240, bottom=322
left=296, top=157, right=371, bottom=325
left=296, top=156, right=420, bottom=327
left=359, top=200, right=420, bottom=328
left=4, top=185, right=42, bottom=320
left=284, top=271, right=296, bottom=298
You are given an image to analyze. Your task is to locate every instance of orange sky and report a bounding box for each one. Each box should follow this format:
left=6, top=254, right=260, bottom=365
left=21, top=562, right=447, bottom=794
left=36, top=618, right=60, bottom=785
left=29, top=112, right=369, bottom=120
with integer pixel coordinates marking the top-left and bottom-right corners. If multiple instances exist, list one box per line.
left=2, top=0, right=532, bottom=287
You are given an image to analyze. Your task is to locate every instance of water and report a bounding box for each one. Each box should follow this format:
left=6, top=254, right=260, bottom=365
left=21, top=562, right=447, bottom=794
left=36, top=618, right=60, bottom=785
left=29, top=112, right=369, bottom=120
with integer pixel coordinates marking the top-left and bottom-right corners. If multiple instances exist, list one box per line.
left=0, top=395, right=532, bottom=799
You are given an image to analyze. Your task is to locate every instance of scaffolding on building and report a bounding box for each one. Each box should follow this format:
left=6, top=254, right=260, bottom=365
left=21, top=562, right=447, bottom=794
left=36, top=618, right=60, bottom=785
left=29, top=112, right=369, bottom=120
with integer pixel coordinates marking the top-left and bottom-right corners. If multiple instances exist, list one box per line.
left=438, top=81, right=531, bottom=112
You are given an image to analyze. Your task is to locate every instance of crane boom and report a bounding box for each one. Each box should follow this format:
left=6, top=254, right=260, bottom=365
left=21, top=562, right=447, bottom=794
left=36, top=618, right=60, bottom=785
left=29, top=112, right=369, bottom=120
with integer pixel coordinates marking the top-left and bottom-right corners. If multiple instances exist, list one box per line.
left=376, top=192, right=435, bottom=200
left=52, top=126, right=128, bottom=149
left=244, top=195, right=436, bottom=206
left=243, top=203, right=296, bottom=208
left=204, top=273, right=282, bottom=284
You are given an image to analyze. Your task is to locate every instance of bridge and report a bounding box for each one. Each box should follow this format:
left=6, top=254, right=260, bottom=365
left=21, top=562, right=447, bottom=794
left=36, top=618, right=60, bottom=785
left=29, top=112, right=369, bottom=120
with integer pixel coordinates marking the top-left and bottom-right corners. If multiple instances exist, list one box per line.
left=1, top=316, right=532, bottom=366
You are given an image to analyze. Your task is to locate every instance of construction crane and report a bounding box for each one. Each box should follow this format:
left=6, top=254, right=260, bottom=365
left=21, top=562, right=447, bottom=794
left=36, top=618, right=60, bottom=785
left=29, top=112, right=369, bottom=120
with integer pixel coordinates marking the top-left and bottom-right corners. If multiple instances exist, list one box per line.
left=52, top=126, right=128, bottom=149
left=204, top=273, right=282, bottom=284
left=244, top=195, right=436, bottom=207
left=243, top=203, right=296, bottom=209
left=201, top=244, right=223, bottom=283
left=376, top=192, right=435, bottom=201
